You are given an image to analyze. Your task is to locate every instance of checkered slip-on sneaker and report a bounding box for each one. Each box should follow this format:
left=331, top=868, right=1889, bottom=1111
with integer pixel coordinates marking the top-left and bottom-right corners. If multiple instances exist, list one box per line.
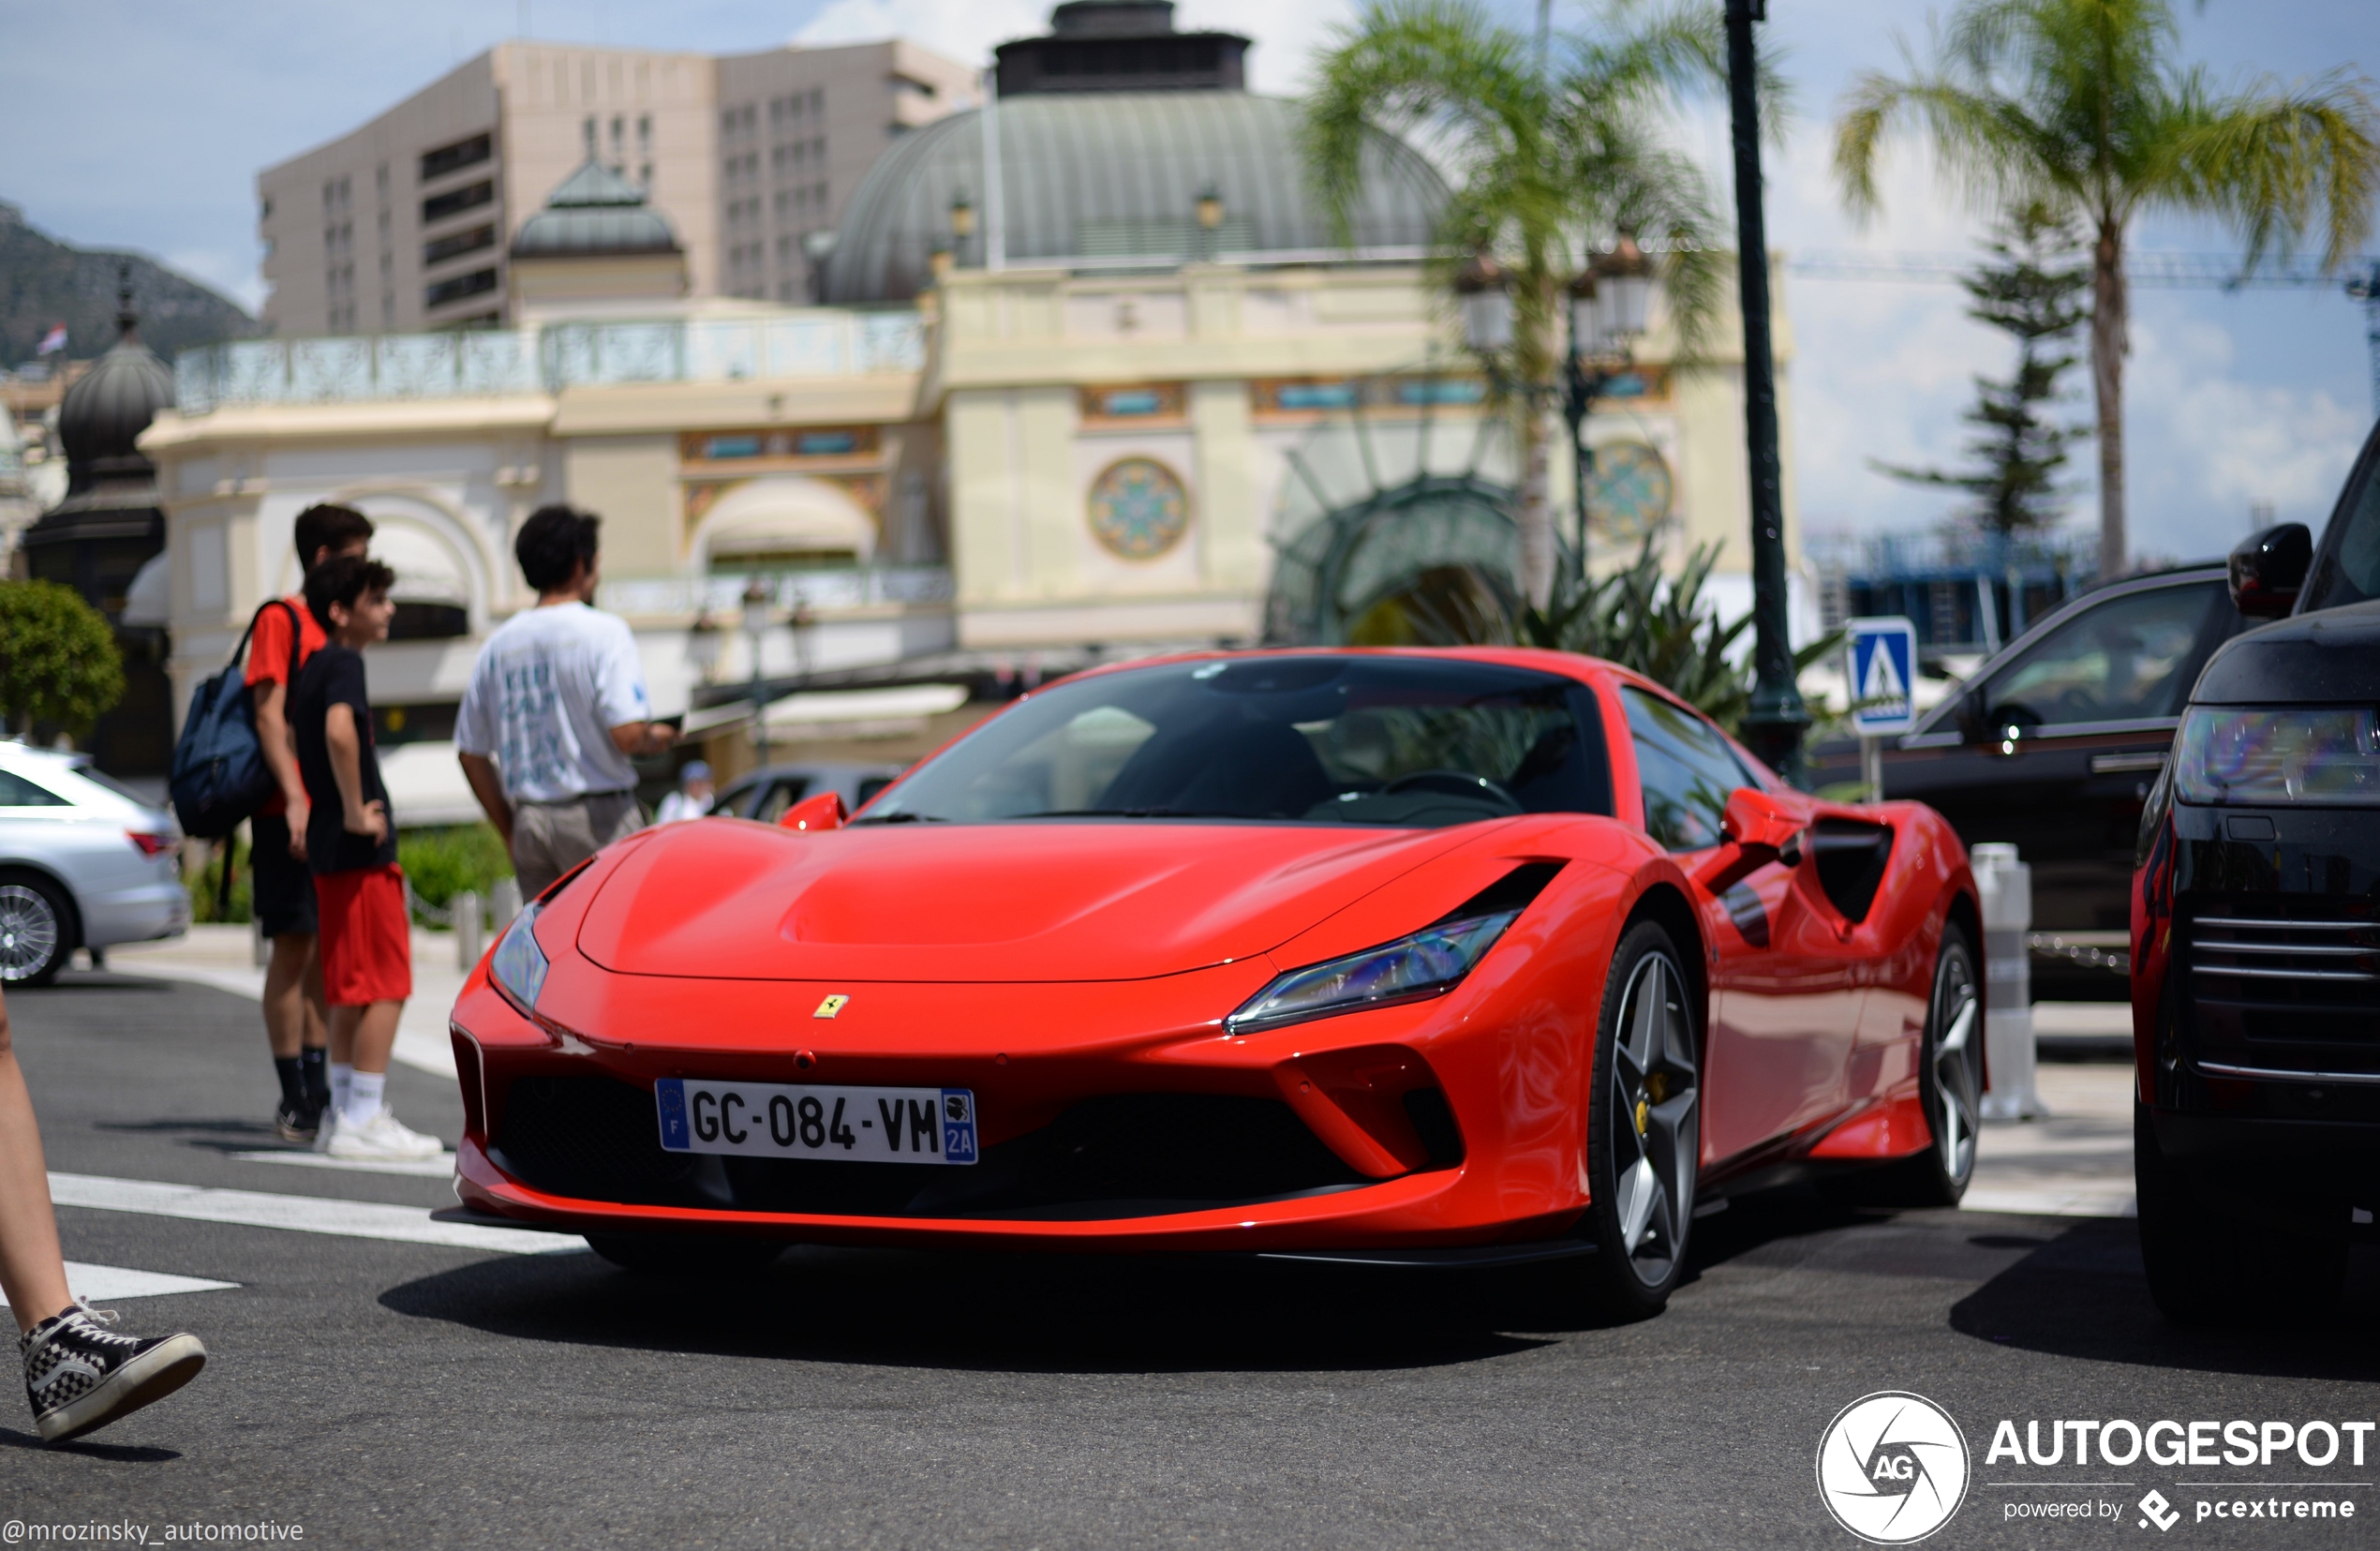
left=21, top=1304, right=206, bottom=1444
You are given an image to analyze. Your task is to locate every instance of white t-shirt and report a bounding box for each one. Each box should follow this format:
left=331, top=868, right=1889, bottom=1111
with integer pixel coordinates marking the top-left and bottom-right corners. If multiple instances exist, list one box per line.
left=455, top=602, right=650, bottom=803
left=654, top=790, right=708, bottom=824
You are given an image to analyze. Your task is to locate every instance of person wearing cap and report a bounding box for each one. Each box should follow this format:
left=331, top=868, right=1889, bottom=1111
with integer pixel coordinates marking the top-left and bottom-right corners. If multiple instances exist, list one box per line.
left=655, top=762, right=714, bottom=825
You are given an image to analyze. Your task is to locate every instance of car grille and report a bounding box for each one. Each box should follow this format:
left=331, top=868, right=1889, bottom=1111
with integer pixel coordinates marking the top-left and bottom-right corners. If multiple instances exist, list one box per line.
left=491, top=1078, right=1371, bottom=1220
left=495, top=1076, right=698, bottom=1203
left=2182, top=907, right=2380, bottom=1079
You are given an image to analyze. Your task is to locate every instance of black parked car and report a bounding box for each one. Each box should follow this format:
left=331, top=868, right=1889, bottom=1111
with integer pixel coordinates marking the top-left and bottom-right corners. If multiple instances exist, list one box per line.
left=2132, top=416, right=2380, bottom=1322
left=1810, top=562, right=2255, bottom=994
left=707, top=761, right=906, bottom=825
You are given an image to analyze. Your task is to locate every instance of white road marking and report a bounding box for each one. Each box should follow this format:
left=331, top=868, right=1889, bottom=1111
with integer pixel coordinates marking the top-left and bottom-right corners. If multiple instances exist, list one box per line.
left=1962, top=1183, right=2138, bottom=1217
left=48, top=1172, right=582, bottom=1255
left=0, top=1261, right=240, bottom=1307
left=230, top=1149, right=458, bottom=1179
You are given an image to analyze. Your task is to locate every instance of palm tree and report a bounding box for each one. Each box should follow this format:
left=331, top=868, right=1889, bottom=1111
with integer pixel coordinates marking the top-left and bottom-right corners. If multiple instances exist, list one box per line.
left=1303, top=0, right=1739, bottom=608
left=1835, top=0, right=2379, bottom=579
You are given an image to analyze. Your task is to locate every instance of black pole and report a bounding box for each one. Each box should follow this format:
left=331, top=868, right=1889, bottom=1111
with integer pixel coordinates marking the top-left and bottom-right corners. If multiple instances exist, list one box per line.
left=1724, top=0, right=1808, bottom=783
left=1565, top=353, right=1593, bottom=586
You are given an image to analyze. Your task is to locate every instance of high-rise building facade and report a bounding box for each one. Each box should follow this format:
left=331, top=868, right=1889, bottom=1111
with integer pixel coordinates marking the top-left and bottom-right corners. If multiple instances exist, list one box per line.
left=256, top=37, right=976, bottom=336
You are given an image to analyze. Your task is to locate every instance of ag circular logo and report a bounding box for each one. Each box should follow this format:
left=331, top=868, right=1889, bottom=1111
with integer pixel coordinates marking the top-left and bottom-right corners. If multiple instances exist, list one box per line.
left=1816, top=1392, right=1971, bottom=1544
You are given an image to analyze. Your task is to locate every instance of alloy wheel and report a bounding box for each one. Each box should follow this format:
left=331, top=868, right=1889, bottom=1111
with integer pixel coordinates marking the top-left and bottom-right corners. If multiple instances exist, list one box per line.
left=1930, top=947, right=1981, bottom=1185
left=1609, top=948, right=1699, bottom=1286
left=0, top=883, right=60, bottom=981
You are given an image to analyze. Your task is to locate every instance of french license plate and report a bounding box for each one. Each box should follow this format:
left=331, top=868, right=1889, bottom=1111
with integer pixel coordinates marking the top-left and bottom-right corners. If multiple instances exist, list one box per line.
left=654, top=1079, right=976, bottom=1165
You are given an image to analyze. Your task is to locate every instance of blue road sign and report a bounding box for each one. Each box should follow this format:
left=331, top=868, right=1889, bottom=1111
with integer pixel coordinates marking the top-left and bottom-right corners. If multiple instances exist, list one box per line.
left=1848, top=617, right=1919, bottom=736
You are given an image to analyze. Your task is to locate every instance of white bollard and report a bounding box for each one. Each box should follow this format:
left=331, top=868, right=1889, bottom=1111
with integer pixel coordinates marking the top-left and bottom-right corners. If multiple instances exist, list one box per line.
left=1972, top=843, right=2046, bottom=1120
left=454, top=890, right=484, bottom=972
left=490, top=876, right=523, bottom=932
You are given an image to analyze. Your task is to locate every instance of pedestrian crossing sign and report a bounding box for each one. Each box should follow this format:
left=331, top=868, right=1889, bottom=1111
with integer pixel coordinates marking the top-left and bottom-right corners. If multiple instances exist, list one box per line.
left=1848, top=617, right=1918, bottom=736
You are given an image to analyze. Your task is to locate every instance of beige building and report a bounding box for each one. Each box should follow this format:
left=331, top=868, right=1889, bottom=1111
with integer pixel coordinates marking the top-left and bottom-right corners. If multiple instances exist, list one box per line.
left=257, top=37, right=976, bottom=337
left=152, top=4, right=1801, bottom=812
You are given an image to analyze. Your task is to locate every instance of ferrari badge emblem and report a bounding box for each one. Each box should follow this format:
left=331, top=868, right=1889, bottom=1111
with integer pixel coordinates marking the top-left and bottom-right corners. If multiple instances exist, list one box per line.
left=813, top=994, right=849, bottom=1020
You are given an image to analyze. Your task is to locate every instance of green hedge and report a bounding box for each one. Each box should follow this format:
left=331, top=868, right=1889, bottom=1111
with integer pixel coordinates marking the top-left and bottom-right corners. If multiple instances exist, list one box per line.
left=398, top=823, right=513, bottom=911
left=185, top=822, right=514, bottom=926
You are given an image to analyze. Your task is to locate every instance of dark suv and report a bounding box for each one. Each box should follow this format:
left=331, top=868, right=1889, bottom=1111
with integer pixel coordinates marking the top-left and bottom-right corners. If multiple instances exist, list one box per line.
left=2133, top=417, right=2380, bottom=1321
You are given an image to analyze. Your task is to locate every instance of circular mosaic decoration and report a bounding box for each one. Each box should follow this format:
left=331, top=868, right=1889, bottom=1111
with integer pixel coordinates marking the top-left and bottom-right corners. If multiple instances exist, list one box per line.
left=1088, top=457, right=1191, bottom=560
left=1587, top=440, right=1673, bottom=544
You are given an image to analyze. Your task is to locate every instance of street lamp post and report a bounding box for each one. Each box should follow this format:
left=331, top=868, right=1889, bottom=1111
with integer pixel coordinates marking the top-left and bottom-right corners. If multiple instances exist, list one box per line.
left=1725, top=0, right=1809, bottom=783
left=742, top=577, right=772, bottom=773
left=1561, top=236, right=1652, bottom=584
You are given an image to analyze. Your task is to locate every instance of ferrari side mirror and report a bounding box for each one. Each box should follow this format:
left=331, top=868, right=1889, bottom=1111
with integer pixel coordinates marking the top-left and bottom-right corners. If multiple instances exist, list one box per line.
left=780, top=791, right=847, bottom=832
left=1720, top=787, right=1804, bottom=868
left=2229, top=522, right=2311, bottom=617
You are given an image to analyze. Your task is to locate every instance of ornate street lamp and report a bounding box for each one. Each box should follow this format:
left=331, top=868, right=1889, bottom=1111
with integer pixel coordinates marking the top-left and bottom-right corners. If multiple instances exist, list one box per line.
left=1454, top=250, right=1513, bottom=353
left=685, top=608, right=721, bottom=683
left=1196, top=182, right=1225, bottom=260
left=1560, top=233, right=1655, bottom=581
left=742, top=577, right=774, bottom=772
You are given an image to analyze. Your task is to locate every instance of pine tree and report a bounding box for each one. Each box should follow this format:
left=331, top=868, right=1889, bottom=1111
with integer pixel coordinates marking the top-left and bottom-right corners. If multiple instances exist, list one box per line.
left=1874, top=201, right=2090, bottom=537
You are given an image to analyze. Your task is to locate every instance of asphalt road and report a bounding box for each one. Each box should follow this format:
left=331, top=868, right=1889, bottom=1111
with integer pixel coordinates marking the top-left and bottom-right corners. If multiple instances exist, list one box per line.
left=4, top=970, right=2378, bottom=1550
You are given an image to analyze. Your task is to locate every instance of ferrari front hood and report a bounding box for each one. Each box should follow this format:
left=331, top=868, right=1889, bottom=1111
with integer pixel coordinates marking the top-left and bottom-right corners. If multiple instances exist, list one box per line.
left=573, top=817, right=1492, bottom=983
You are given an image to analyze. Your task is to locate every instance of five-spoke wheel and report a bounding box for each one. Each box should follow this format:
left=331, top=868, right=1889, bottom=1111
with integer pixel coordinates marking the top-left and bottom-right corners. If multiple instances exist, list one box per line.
left=1581, top=920, right=1700, bottom=1317
left=0, top=873, right=70, bottom=987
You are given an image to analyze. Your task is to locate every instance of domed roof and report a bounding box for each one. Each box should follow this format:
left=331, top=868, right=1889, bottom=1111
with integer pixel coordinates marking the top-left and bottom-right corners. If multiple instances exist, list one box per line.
left=59, top=279, right=174, bottom=487
left=821, top=92, right=1448, bottom=305
left=512, top=160, right=682, bottom=259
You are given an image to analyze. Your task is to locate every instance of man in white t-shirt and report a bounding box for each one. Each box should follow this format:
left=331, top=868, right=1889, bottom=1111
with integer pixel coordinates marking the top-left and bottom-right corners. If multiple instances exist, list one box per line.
left=456, top=505, right=677, bottom=896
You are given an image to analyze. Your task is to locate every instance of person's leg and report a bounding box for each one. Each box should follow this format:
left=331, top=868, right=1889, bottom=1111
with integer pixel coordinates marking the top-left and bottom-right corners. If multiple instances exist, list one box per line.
left=510, top=802, right=560, bottom=899
left=299, top=939, right=330, bottom=1112
left=0, top=996, right=73, bottom=1335
left=260, top=933, right=314, bottom=1061
left=324, top=868, right=435, bottom=1161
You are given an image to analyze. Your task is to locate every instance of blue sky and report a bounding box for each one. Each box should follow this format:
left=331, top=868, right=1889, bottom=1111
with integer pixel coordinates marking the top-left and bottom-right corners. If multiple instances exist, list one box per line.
left=2, top=0, right=2371, bottom=565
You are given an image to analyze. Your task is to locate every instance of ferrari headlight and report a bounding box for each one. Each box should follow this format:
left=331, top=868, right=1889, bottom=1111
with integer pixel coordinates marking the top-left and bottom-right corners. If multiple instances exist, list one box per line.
left=2173, top=706, right=2380, bottom=806
left=489, top=900, right=549, bottom=1011
left=1226, top=910, right=1522, bottom=1035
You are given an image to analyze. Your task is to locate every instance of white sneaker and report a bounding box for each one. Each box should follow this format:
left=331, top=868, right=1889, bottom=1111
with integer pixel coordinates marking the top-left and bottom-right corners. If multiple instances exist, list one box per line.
left=312, top=1109, right=340, bottom=1155
left=326, top=1108, right=444, bottom=1162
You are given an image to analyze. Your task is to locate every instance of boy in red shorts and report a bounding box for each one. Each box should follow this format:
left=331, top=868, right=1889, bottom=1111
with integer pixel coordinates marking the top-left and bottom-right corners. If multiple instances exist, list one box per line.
left=292, top=555, right=440, bottom=1162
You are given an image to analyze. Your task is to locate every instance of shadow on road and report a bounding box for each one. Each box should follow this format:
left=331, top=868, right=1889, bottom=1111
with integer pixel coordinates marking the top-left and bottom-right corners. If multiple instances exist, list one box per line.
left=379, top=1245, right=1602, bottom=1373
left=1949, top=1217, right=2380, bottom=1379
left=0, top=1424, right=179, bottom=1462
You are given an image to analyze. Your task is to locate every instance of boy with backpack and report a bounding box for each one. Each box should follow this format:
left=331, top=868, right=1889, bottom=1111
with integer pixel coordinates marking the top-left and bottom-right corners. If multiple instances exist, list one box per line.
left=291, top=555, right=439, bottom=1162
left=248, top=503, right=373, bottom=1141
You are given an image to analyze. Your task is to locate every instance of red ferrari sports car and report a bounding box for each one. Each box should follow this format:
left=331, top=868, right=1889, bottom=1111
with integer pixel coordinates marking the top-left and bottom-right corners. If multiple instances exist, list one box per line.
left=447, top=648, right=1981, bottom=1316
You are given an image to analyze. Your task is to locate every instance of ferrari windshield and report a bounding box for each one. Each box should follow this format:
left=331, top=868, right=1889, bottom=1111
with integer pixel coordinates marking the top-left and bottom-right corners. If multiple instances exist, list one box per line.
left=860, top=655, right=1612, bottom=828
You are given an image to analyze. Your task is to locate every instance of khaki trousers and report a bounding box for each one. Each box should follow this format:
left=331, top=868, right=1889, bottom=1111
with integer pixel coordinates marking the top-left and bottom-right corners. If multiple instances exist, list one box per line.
left=511, top=790, right=644, bottom=898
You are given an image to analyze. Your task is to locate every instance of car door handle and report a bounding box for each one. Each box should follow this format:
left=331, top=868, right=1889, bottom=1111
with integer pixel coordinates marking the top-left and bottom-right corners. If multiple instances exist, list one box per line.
left=2089, top=752, right=2167, bottom=774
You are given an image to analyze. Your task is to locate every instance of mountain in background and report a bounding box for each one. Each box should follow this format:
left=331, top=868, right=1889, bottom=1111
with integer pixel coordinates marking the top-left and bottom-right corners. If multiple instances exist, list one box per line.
left=0, top=200, right=260, bottom=369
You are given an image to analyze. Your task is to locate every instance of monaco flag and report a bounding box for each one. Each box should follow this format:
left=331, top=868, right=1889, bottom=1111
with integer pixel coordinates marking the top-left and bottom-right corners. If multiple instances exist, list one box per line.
left=36, top=324, right=67, bottom=355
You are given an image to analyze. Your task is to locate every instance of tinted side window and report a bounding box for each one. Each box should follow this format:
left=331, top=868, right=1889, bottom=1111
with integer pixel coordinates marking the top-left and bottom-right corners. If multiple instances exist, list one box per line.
left=1986, top=581, right=2220, bottom=729
left=707, top=779, right=757, bottom=817
left=1624, top=687, right=1752, bottom=851
left=2306, top=428, right=2380, bottom=612
left=0, top=770, right=69, bottom=807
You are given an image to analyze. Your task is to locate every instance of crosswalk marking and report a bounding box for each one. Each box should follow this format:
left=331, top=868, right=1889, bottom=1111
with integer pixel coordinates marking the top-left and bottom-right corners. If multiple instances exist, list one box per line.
left=230, top=1149, right=459, bottom=1179
left=49, top=1172, right=582, bottom=1256
left=0, top=1261, right=239, bottom=1308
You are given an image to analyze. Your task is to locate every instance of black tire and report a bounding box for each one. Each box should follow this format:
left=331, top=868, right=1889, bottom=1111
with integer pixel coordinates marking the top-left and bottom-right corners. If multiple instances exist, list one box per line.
left=585, top=1232, right=785, bottom=1277
left=0, top=870, right=75, bottom=988
left=1577, top=919, right=1701, bottom=1320
left=1857, top=923, right=1984, bottom=1208
left=2135, top=1102, right=2345, bottom=1327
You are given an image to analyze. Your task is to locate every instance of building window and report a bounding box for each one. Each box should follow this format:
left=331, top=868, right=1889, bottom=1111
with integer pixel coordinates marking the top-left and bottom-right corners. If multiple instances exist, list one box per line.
left=422, top=180, right=494, bottom=223
left=637, top=114, right=651, bottom=151
left=584, top=115, right=597, bottom=157
left=423, top=224, right=497, bottom=265
left=639, top=162, right=653, bottom=186
left=424, top=267, right=499, bottom=307
left=375, top=163, right=389, bottom=193
left=419, top=131, right=493, bottom=184
left=260, top=196, right=274, bottom=219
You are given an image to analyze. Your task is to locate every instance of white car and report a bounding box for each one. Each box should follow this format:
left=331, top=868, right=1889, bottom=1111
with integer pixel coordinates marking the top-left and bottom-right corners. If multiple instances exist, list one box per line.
left=0, top=743, right=188, bottom=985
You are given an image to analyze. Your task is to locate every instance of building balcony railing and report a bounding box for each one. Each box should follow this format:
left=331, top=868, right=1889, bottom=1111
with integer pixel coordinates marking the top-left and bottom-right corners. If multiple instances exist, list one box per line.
left=600, top=567, right=954, bottom=619
left=173, top=312, right=928, bottom=413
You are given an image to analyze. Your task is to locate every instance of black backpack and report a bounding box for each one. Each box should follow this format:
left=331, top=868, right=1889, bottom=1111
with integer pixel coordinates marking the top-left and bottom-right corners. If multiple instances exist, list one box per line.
left=169, top=600, right=304, bottom=841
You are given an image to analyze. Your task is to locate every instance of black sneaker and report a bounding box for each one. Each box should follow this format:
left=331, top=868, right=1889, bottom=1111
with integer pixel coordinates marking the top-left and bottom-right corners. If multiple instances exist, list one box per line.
left=274, top=1098, right=321, bottom=1143
left=21, top=1304, right=207, bottom=1444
